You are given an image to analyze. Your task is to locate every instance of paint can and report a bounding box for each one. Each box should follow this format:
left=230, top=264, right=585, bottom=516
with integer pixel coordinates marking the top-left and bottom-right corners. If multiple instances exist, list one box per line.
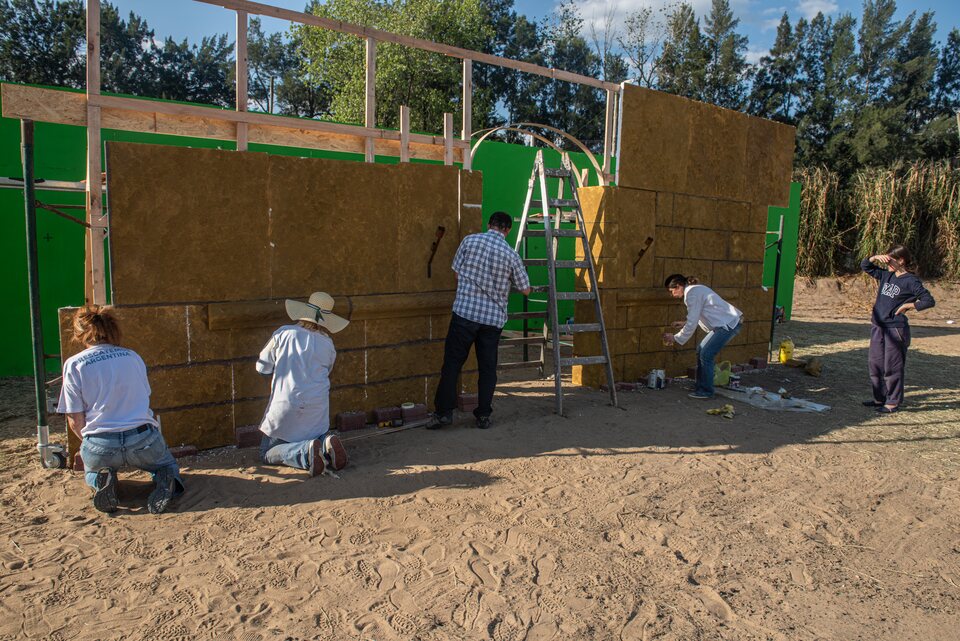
left=646, top=369, right=666, bottom=390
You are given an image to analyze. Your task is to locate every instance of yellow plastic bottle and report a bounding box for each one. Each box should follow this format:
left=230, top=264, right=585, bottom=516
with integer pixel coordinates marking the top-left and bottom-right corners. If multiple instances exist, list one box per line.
left=778, top=337, right=794, bottom=364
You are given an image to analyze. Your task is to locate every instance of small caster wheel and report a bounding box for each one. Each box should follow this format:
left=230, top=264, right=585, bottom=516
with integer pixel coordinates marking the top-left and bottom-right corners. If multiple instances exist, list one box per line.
left=41, top=451, right=67, bottom=469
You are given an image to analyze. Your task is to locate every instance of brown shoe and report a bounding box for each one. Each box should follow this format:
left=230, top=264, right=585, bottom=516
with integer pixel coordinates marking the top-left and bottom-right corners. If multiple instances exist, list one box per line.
left=323, top=433, right=348, bottom=471
left=309, top=439, right=325, bottom=477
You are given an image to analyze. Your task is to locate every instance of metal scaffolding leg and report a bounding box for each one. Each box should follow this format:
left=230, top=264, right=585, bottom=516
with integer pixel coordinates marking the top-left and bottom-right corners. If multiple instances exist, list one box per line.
left=21, top=119, right=67, bottom=470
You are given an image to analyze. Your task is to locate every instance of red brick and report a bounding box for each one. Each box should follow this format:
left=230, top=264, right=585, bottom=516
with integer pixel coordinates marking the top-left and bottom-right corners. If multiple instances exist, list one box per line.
left=750, top=357, right=767, bottom=369
left=374, top=406, right=402, bottom=422
left=73, top=453, right=84, bottom=472
left=402, top=403, right=428, bottom=421
left=169, top=445, right=198, bottom=459
left=457, top=393, right=479, bottom=412
left=336, top=410, right=368, bottom=432
left=236, top=425, right=262, bottom=449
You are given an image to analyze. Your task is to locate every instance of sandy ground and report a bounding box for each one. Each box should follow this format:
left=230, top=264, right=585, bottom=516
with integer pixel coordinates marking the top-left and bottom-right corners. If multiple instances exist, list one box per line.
left=1, top=280, right=959, bottom=641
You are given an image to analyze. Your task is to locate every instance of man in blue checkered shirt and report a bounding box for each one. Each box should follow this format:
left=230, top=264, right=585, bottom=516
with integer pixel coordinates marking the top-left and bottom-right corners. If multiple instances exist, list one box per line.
left=428, top=211, right=531, bottom=430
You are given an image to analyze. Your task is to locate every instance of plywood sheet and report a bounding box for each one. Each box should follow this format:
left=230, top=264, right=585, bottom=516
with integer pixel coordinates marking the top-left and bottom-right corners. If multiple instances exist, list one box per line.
left=106, top=143, right=272, bottom=304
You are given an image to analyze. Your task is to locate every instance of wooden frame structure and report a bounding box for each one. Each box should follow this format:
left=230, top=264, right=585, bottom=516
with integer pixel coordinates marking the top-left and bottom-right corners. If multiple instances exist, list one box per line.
left=2, top=0, right=621, bottom=304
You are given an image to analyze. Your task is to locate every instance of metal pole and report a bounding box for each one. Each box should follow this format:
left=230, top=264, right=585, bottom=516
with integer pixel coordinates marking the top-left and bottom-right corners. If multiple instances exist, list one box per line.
left=767, top=215, right=784, bottom=363
left=21, top=121, right=53, bottom=467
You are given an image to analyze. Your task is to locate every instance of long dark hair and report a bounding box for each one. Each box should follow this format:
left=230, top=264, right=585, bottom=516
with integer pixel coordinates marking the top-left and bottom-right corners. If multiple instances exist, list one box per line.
left=886, top=244, right=914, bottom=271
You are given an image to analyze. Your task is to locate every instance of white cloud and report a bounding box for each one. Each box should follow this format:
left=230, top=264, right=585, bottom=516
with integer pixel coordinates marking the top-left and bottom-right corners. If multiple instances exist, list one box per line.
left=795, top=0, right=839, bottom=20
left=745, top=47, right=769, bottom=64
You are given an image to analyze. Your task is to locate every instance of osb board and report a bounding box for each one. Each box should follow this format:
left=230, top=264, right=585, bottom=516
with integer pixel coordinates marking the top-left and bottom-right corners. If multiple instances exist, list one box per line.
left=107, top=143, right=272, bottom=304
left=106, top=143, right=465, bottom=304
left=617, top=85, right=795, bottom=205
left=576, top=186, right=657, bottom=288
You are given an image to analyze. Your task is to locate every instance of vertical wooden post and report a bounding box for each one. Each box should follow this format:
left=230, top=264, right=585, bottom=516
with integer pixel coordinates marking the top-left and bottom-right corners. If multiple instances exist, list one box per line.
left=443, top=113, right=453, bottom=166
left=236, top=10, right=249, bottom=151
left=462, top=59, right=472, bottom=170
left=86, top=0, right=106, bottom=304
left=399, top=105, right=410, bottom=163
left=365, top=37, right=376, bottom=163
left=602, top=89, right=614, bottom=179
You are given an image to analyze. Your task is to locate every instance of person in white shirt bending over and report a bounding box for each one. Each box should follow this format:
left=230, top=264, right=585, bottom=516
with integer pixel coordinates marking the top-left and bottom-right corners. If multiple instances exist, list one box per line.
left=662, top=274, right=744, bottom=399
left=58, top=307, right=184, bottom=514
left=256, top=291, right=350, bottom=477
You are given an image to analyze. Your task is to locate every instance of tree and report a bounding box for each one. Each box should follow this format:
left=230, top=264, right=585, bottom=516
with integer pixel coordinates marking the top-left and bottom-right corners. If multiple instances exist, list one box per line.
left=99, top=3, right=158, bottom=96
left=702, top=0, right=748, bottom=109
left=933, top=27, right=959, bottom=113
left=656, top=3, right=707, bottom=101
left=295, top=0, right=494, bottom=133
left=748, top=13, right=798, bottom=123
left=0, top=0, right=85, bottom=88
left=618, top=5, right=670, bottom=89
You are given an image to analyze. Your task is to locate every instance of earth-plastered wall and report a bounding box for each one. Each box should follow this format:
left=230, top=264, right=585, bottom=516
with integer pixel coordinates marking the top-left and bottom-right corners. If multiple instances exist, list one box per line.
left=573, top=85, right=795, bottom=386
left=59, top=142, right=482, bottom=457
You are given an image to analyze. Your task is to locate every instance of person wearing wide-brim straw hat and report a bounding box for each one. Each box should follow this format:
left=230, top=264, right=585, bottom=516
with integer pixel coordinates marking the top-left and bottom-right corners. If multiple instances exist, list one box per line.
left=255, top=292, right=350, bottom=476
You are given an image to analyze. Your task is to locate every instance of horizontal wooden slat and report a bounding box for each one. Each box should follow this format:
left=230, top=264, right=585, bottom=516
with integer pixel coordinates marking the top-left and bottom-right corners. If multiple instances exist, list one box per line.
left=193, top=0, right=620, bottom=92
left=1, top=84, right=467, bottom=162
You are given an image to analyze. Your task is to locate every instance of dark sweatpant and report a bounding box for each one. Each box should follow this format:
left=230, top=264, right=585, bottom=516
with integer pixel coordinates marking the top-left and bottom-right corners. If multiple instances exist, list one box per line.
left=869, top=324, right=910, bottom=407
left=434, top=313, right=502, bottom=418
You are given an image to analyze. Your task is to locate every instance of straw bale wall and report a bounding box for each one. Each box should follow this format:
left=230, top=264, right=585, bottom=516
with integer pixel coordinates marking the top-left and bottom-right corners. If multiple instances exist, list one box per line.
left=59, top=143, right=481, bottom=458
left=573, top=86, right=795, bottom=386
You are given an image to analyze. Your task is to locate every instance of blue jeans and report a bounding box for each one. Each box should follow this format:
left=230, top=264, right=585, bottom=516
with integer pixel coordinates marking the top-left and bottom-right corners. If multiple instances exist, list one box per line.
left=259, top=433, right=326, bottom=471
left=80, top=425, right=184, bottom=492
left=695, top=323, right=742, bottom=396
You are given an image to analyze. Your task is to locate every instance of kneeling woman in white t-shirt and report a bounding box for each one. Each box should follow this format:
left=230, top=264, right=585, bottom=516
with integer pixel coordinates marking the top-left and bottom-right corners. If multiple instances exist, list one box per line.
left=256, top=292, right=350, bottom=476
left=58, top=307, right=184, bottom=514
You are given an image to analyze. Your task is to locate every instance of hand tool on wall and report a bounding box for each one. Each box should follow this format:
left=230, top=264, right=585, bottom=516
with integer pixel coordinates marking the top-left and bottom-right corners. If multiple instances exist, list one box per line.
left=427, top=226, right=446, bottom=278
left=632, top=236, right=654, bottom=276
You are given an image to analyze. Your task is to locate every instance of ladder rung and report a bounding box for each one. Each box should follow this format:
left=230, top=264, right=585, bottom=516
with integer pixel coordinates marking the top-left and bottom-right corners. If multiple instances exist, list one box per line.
left=523, top=229, right=584, bottom=238
left=508, top=311, right=547, bottom=320
left=543, top=168, right=571, bottom=178
left=562, top=323, right=601, bottom=333
left=500, top=336, right=545, bottom=346
left=531, top=198, right=579, bottom=209
left=556, top=292, right=596, bottom=300
left=499, top=360, right=544, bottom=370
left=523, top=259, right=589, bottom=268
left=560, top=355, right=608, bottom=367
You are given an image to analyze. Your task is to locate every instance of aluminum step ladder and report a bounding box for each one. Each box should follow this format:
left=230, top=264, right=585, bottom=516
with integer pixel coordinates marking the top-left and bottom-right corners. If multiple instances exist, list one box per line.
left=500, top=150, right=618, bottom=415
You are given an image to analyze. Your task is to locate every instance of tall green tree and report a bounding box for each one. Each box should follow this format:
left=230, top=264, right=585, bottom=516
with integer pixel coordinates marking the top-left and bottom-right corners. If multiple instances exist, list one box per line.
left=748, top=13, right=798, bottom=123
left=656, top=3, right=707, bottom=101
left=0, top=0, right=84, bottom=88
left=100, top=3, right=158, bottom=96
left=702, top=0, right=748, bottom=109
left=933, top=27, right=960, bottom=113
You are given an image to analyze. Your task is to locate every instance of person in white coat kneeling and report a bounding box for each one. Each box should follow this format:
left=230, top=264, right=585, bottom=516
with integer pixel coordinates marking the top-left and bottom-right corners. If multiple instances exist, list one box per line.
left=256, top=292, right=350, bottom=476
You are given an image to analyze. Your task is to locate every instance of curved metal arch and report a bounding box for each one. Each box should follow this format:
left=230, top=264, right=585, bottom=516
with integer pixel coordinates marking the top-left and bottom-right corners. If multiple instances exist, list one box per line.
left=469, top=123, right=606, bottom=187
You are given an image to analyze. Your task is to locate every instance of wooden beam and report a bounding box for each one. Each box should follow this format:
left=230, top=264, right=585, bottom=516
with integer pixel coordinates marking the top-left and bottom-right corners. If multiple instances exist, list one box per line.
left=364, top=37, right=376, bottom=162
left=1, top=84, right=468, bottom=163
left=443, top=113, right=453, bottom=166
left=192, top=0, right=620, bottom=92
left=236, top=9, right=249, bottom=151
left=602, top=89, right=614, bottom=176
left=399, top=105, right=410, bottom=163
left=86, top=0, right=106, bottom=305
left=462, top=59, right=472, bottom=171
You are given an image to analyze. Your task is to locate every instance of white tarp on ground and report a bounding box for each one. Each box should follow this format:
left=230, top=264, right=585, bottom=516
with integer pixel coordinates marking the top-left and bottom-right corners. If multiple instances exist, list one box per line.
left=716, top=386, right=831, bottom=412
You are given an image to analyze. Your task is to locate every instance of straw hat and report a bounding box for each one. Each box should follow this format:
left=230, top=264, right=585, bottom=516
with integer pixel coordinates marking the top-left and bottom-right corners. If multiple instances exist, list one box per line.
left=285, top=292, right=349, bottom=334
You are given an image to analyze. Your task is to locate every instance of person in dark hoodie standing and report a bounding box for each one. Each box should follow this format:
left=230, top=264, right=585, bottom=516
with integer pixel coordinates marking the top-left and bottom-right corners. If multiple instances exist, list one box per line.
left=861, top=245, right=935, bottom=413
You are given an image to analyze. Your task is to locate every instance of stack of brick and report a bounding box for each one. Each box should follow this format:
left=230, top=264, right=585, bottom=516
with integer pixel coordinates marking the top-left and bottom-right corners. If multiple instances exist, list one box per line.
left=572, top=85, right=795, bottom=387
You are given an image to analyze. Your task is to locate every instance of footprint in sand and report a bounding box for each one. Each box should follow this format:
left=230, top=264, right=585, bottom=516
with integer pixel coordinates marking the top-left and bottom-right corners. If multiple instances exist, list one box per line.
left=788, top=561, right=814, bottom=588
left=469, top=557, right=499, bottom=589
left=534, top=554, right=556, bottom=586
left=698, top=586, right=735, bottom=622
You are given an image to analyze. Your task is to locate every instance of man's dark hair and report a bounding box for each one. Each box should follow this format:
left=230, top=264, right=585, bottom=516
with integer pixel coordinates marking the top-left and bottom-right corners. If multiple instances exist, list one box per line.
left=488, top=211, right=513, bottom=231
left=663, top=273, right=688, bottom=289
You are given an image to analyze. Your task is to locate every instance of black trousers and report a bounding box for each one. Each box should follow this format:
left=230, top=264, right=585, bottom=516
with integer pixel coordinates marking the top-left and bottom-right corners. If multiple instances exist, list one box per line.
left=434, top=312, right=502, bottom=418
left=869, top=324, right=910, bottom=407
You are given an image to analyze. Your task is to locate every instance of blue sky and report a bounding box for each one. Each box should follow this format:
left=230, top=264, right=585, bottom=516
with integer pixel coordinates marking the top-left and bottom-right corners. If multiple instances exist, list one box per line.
left=116, top=0, right=958, bottom=67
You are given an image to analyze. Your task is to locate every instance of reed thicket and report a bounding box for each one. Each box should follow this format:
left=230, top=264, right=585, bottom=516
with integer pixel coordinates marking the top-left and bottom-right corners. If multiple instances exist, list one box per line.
left=795, top=161, right=960, bottom=279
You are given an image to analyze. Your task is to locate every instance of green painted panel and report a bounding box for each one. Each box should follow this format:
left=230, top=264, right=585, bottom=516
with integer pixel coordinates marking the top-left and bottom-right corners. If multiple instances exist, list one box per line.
left=762, top=182, right=801, bottom=320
